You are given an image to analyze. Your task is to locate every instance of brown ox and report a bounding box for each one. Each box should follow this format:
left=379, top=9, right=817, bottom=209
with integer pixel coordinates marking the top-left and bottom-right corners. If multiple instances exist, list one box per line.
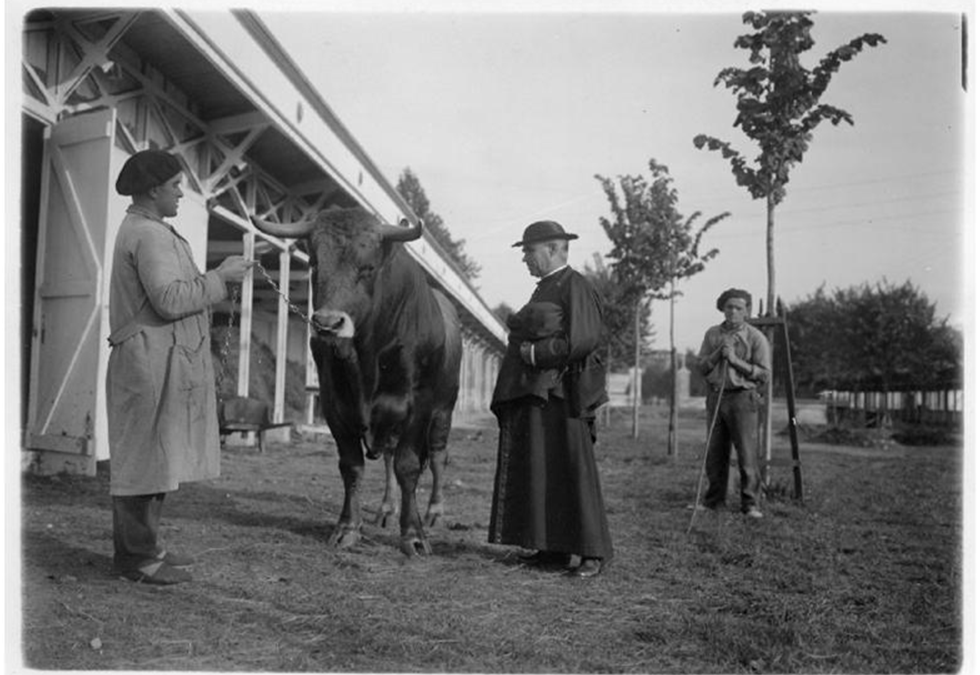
left=253, top=206, right=462, bottom=556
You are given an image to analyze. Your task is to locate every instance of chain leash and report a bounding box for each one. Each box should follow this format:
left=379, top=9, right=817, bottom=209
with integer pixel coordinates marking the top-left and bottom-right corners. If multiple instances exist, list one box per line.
left=215, top=284, right=240, bottom=404
left=254, top=261, right=318, bottom=329
left=213, top=263, right=316, bottom=404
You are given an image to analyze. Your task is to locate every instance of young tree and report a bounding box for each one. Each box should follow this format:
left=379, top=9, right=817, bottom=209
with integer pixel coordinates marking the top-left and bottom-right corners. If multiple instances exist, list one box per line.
left=581, top=253, right=651, bottom=371
left=596, top=159, right=723, bottom=443
left=660, top=209, right=726, bottom=456
left=596, top=163, right=671, bottom=438
left=693, top=11, right=886, bottom=315
left=397, top=168, right=481, bottom=281
left=693, top=11, right=885, bottom=462
left=582, top=253, right=653, bottom=429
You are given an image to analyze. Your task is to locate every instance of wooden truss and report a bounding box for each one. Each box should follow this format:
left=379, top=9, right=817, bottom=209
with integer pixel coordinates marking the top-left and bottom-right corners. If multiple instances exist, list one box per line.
left=22, top=10, right=503, bottom=429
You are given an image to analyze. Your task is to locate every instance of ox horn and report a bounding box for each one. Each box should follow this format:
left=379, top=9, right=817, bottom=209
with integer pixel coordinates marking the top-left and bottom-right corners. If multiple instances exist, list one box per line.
left=251, top=215, right=316, bottom=239
left=380, top=217, right=423, bottom=243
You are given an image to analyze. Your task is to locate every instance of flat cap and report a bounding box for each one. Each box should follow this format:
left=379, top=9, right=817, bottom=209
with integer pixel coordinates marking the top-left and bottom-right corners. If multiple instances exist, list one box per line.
left=115, top=149, right=183, bottom=196
left=512, top=220, right=579, bottom=247
left=716, top=288, right=753, bottom=313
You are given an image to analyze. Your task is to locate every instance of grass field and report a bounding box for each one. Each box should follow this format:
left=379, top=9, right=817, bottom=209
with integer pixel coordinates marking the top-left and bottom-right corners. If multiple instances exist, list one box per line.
left=18, top=406, right=962, bottom=672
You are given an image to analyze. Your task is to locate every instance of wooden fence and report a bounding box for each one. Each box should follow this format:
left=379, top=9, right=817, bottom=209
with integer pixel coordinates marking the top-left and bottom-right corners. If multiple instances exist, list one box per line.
left=822, top=389, right=963, bottom=427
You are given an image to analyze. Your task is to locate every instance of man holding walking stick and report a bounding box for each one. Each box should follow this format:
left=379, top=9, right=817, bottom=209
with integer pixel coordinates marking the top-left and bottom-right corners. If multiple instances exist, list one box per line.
left=696, top=288, right=771, bottom=518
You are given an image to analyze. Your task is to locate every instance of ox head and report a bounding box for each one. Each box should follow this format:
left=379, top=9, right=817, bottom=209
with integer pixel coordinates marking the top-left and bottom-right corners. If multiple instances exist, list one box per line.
left=252, top=206, right=421, bottom=342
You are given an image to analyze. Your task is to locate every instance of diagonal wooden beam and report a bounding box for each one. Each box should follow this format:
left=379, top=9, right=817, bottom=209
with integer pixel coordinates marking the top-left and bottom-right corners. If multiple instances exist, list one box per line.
left=289, top=178, right=336, bottom=196
left=22, top=60, right=53, bottom=109
left=210, top=111, right=269, bottom=135
left=54, top=12, right=141, bottom=107
left=202, top=124, right=268, bottom=195
left=210, top=168, right=252, bottom=205
left=142, top=94, right=207, bottom=195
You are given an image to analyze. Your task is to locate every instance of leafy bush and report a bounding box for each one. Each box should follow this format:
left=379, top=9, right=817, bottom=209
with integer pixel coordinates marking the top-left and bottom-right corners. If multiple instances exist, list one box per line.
left=800, top=424, right=896, bottom=449
left=891, top=426, right=958, bottom=447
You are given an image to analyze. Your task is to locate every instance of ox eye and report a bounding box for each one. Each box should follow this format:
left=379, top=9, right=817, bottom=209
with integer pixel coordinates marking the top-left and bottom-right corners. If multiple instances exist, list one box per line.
left=358, top=265, right=376, bottom=279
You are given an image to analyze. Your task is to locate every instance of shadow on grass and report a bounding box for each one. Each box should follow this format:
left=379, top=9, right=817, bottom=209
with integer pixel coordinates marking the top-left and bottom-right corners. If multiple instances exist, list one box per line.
left=22, top=469, right=112, bottom=508
left=22, top=530, right=114, bottom=581
left=21, top=461, right=516, bottom=574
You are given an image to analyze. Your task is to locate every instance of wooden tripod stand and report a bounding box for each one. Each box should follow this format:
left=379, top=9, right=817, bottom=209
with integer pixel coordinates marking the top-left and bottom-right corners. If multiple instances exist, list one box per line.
left=749, top=315, right=804, bottom=501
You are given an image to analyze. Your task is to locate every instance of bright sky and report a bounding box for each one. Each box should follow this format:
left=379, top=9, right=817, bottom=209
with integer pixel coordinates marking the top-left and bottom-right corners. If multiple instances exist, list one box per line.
left=263, top=1, right=970, bottom=354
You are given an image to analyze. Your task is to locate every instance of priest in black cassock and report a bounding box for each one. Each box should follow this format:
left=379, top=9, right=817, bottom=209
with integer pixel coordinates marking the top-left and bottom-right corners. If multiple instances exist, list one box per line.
left=488, top=220, right=613, bottom=578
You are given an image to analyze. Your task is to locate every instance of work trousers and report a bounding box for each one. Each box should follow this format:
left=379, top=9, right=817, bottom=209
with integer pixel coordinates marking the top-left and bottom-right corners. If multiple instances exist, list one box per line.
left=704, top=389, right=761, bottom=511
left=112, top=493, right=167, bottom=573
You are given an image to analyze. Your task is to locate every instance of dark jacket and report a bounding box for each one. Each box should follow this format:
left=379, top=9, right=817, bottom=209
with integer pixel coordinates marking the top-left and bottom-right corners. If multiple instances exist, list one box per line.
left=492, top=267, right=607, bottom=418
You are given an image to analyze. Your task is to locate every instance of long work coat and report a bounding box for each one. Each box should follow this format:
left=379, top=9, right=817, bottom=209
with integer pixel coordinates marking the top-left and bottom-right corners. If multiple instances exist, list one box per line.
left=106, top=206, right=227, bottom=496
left=488, top=266, right=613, bottom=560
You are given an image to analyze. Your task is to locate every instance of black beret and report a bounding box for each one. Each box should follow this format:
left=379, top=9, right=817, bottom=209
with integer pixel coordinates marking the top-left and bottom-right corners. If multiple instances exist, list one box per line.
left=716, top=288, right=753, bottom=313
left=115, top=150, right=183, bottom=196
left=512, top=220, right=579, bottom=247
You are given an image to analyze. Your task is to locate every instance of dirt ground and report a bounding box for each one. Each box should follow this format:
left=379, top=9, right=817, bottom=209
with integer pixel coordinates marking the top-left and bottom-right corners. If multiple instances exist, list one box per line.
left=16, top=409, right=962, bottom=672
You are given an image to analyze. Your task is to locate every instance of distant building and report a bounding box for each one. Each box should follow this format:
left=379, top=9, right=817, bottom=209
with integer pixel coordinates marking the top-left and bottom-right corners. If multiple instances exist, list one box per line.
left=606, top=371, right=634, bottom=408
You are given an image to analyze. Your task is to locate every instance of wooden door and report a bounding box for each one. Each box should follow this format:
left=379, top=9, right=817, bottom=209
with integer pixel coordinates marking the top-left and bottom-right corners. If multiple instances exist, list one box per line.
left=25, top=109, right=115, bottom=475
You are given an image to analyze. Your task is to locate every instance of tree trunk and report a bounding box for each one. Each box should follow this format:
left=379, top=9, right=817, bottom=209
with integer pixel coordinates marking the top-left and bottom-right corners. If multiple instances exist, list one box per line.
left=829, top=386, right=839, bottom=427
left=632, top=297, right=641, bottom=439
left=667, top=279, right=678, bottom=457
left=761, top=190, right=776, bottom=486
left=766, top=188, right=776, bottom=316
left=879, top=382, right=892, bottom=431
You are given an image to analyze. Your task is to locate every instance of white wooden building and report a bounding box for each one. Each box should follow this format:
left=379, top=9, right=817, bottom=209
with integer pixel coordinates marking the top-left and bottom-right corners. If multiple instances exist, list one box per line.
left=19, top=9, right=506, bottom=475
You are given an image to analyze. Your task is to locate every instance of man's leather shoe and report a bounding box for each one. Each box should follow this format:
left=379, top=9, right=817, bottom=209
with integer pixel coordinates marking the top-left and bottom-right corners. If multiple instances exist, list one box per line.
left=119, top=561, right=191, bottom=585
left=157, top=550, right=195, bottom=568
left=518, top=551, right=571, bottom=568
left=568, top=557, right=604, bottom=578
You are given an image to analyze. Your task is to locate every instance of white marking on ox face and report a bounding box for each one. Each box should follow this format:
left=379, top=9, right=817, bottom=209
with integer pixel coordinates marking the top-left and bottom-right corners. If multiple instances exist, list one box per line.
left=312, top=310, right=356, bottom=338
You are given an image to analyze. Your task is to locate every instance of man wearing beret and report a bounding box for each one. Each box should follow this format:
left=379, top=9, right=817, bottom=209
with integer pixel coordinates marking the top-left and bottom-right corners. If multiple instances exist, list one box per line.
left=106, top=149, right=253, bottom=584
left=696, top=288, right=771, bottom=518
left=488, top=220, right=613, bottom=578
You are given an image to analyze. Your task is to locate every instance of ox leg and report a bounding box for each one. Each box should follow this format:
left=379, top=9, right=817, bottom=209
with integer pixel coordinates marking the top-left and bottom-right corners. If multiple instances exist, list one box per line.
left=424, top=410, right=453, bottom=527
left=374, top=452, right=400, bottom=528
left=326, top=438, right=365, bottom=549
left=394, top=448, right=430, bottom=557
left=424, top=450, right=447, bottom=527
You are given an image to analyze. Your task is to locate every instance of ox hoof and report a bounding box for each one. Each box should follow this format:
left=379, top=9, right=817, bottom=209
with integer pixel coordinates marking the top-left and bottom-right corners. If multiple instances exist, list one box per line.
left=365, top=448, right=382, bottom=460
left=374, top=506, right=399, bottom=529
left=424, top=503, right=445, bottom=528
left=326, top=526, right=361, bottom=549
left=399, top=536, right=432, bottom=558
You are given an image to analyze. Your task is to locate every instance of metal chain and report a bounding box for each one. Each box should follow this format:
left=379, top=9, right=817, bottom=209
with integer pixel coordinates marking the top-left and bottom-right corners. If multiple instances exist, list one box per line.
left=215, top=284, right=240, bottom=403
left=254, top=261, right=318, bottom=329
left=213, top=263, right=315, bottom=404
